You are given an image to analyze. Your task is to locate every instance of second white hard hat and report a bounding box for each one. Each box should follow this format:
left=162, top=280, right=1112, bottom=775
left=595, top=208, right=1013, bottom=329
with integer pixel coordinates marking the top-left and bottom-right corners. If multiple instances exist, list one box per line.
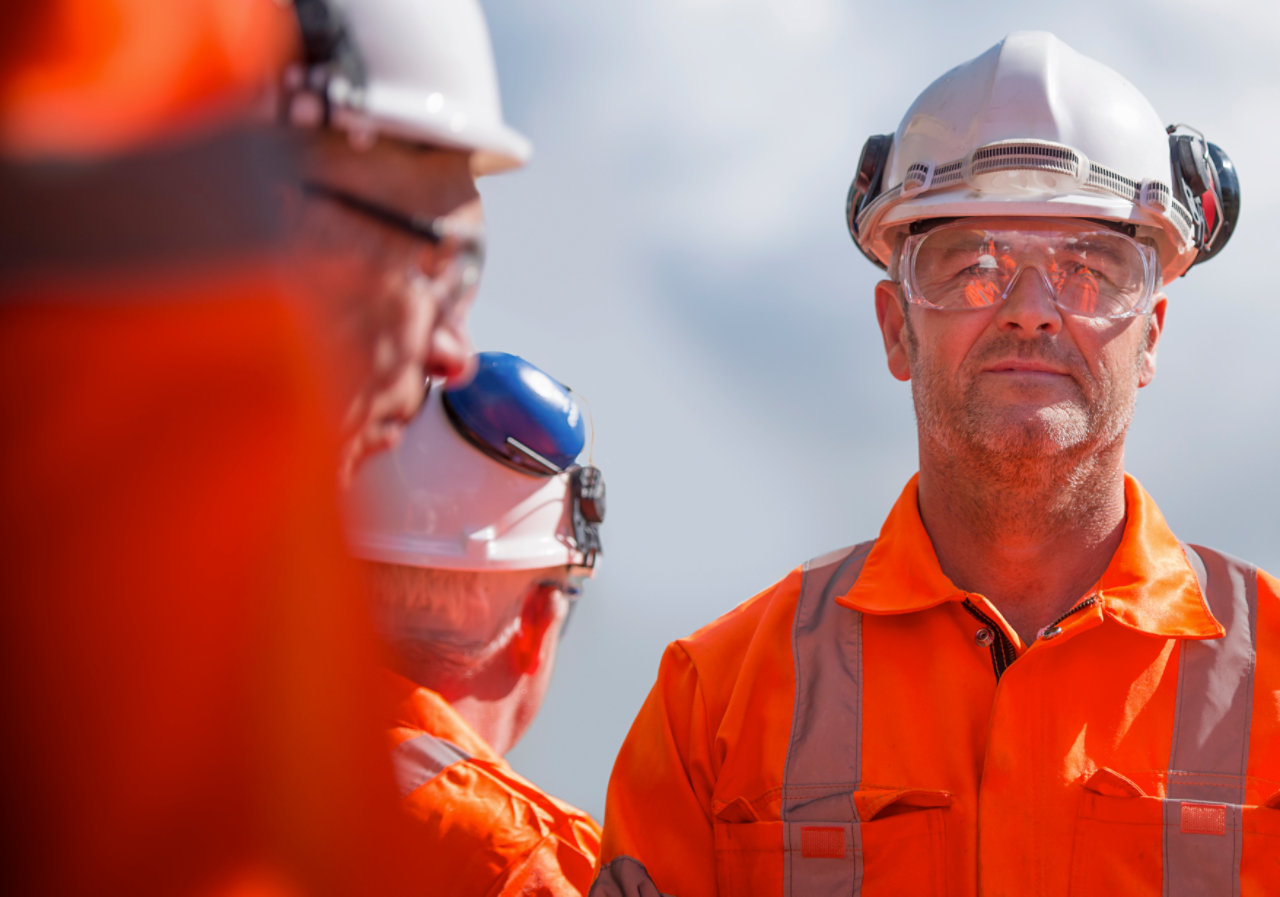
left=287, top=0, right=530, bottom=175
left=344, top=353, right=604, bottom=574
left=848, top=31, right=1238, bottom=284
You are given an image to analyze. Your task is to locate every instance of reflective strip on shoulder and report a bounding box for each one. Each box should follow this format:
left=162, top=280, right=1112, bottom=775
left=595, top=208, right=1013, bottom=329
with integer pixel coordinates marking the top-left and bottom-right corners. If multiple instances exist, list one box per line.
left=390, top=733, right=471, bottom=799
left=1164, top=544, right=1259, bottom=897
left=589, top=855, right=675, bottom=897
left=783, top=541, right=874, bottom=897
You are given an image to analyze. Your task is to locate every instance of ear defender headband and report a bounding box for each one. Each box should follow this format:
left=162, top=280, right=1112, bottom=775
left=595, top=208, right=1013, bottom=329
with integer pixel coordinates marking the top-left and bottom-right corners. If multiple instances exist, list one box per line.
left=846, top=128, right=1240, bottom=274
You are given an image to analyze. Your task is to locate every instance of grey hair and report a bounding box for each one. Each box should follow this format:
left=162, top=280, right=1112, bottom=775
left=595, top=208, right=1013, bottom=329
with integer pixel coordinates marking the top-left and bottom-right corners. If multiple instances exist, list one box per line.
left=360, top=562, right=558, bottom=682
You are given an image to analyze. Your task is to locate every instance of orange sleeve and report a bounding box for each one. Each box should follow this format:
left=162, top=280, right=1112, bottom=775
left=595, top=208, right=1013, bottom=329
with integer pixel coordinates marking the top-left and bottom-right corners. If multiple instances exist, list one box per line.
left=498, top=822, right=603, bottom=897
left=595, top=642, right=719, bottom=897
left=398, top=747, right=600, bottom=896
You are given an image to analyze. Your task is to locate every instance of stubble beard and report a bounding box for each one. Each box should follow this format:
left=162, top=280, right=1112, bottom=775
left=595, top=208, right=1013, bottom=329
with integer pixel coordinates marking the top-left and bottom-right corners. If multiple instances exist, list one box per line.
left=905, top=319, right=1147, bottom=482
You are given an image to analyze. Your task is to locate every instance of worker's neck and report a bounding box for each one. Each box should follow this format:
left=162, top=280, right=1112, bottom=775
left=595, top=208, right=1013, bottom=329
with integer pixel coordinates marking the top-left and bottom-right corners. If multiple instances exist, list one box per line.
left=916, top=437, right=1128, bottom=646
left=396, top=659, right=532, bottom=757
left=445, top=691, right=525, bottom=757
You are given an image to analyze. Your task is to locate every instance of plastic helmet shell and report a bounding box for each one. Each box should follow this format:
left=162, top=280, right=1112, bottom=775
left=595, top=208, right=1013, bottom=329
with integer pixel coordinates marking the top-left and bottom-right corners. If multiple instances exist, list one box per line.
left=858, top=32, right=1197, bottom=283
left=315, top=0, right=529, bottom=174
left=345, top=384, right=593, bottom=573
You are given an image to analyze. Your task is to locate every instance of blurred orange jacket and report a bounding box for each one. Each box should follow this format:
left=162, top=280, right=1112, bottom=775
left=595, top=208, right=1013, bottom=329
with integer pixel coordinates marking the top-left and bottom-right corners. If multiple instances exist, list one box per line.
left=594, top=475, right=1280, bottom=896
left=1, top=4, right=423, bottom=894
left=384, top=671, right=601, bottom=897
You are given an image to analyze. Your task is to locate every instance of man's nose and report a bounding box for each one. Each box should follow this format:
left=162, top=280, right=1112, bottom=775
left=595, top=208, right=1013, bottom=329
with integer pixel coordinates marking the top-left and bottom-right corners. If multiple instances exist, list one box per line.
left=425, top=314, right=476, bottom=385
left=994, top=265, right=1063, bottom=335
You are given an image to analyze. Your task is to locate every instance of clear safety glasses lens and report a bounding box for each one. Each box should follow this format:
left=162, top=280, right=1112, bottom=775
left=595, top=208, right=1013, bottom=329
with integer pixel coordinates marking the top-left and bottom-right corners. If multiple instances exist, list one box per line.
left=898, top=224, right=1158, bottom=319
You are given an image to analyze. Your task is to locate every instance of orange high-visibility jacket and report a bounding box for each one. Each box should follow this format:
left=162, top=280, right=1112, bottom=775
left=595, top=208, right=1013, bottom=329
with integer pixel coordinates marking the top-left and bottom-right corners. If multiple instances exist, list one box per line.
left=383, top=671, right=602, bottom=896
left=593, top=475, right=1280, bottom=896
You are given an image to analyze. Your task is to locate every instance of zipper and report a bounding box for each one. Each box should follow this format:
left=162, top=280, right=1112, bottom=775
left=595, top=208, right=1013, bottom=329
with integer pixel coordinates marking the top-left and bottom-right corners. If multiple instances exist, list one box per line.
left=962, top=598, right=1018, bottom=682
left=1036, top=595, right=1099, bottom=640
left=962, top=594, right=1099, bottom=681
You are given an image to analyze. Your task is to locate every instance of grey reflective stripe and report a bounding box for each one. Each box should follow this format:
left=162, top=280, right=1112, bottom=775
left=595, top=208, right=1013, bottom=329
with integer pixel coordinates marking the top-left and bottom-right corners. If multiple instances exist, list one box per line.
left=1164, top=544, right=1258, bottom=897
left=783, top=541, right=874, bottom=897
left=390, top=733, right=470, bottom=799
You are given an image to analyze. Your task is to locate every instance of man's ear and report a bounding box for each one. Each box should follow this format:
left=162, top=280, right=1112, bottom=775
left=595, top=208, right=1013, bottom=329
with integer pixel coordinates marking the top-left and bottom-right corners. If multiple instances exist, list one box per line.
left=875, top=280, right=912, bottom=382
left=1138, top=293, right=1167, bottom=388
left=509, top=585, right=557, bottom=676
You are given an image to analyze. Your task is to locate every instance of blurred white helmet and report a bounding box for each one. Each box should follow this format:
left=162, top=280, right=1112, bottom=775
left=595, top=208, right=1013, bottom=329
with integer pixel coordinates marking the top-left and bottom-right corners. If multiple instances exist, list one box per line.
left=847, top=31, right=1238, bottom=284
left=284, top=0, right=530, bottom=174
left=345, top=352, right=604, bottom=574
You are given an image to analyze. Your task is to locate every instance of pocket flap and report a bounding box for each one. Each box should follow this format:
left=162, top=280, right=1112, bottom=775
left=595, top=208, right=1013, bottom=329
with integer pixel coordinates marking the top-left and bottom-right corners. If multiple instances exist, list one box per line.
left=853, top=787, right=953, bottom=821
left=1081, top=767, right=1147, bottom=799
left=715, top=795, right=764, bottom=823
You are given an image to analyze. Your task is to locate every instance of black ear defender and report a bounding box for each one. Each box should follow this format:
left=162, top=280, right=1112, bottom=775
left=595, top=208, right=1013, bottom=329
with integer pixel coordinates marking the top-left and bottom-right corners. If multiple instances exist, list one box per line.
left=1168, top=125, right=1240, bottom=269
left=282, top=0, right=366, bottom=127
left=846, top=133, right=894, bottom=270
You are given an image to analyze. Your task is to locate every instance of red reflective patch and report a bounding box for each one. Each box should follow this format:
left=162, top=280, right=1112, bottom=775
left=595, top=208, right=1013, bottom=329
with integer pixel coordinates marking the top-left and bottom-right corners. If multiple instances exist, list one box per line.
left=1180, top=802, right=1226, bottom=836
left=800, top=825, right=845, bottom=859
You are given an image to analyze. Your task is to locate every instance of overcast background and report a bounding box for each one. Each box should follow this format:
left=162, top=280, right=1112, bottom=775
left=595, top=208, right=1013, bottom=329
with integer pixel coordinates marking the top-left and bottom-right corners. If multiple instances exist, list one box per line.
left=468, top=0, right=1280, bottom=822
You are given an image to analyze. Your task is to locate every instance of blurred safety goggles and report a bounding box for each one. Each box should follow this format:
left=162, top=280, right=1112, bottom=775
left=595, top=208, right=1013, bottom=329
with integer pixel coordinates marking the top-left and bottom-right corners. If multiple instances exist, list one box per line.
left=300, top=179, right=485, bottom=295
left=893, top=221, right=1159, bottom=319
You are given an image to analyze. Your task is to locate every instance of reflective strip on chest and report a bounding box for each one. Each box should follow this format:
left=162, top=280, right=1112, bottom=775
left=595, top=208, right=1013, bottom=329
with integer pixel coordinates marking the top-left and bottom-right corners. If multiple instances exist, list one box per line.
left=783, top=541, right=873, bottom=897
left=390, top=733, right=471, bottom=799
left=1165, top=544, right=1258, bottom=897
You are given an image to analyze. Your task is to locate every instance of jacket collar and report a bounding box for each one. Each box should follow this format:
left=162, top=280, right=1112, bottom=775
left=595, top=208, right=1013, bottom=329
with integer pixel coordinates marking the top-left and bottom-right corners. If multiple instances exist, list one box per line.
left=381, top=668, right=503, bottom=761
left=837, top=474, right=1222, bottom=640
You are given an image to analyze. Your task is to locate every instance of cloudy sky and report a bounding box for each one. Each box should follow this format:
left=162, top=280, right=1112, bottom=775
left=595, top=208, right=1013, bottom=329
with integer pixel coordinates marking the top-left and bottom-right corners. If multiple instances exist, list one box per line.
left=467, top=0, right=1280, bottom=821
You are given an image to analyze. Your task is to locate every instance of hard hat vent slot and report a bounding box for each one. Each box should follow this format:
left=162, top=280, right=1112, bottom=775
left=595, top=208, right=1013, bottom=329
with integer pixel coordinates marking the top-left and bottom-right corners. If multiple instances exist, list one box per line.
left=970, top=142, right=1084, bottom=179
left=1137, top=179, right=1171, bottom=213
left=964, top=142, right=1086, bottom=195
left=902, top=162, right=934, bottom=196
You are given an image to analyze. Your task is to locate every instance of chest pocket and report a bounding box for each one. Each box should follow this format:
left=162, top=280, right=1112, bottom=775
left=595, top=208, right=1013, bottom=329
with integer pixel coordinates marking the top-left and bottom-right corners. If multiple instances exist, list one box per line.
left=713, top=787, right=952, bottom=897
left=1069, top=768, right=1280, bottom=896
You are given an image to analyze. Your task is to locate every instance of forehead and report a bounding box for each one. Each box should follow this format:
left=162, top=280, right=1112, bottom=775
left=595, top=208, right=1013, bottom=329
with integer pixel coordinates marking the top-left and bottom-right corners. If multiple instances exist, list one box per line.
left=304, top=133, right=479, bottom=210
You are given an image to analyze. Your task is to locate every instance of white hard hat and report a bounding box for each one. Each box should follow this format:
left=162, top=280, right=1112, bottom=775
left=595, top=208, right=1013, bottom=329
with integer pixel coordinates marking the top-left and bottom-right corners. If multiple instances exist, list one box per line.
left=344, top=353, right=604, bottom=573
left=848, top=32, right=1239, bottom=284
left=285, top=0, right=530, bottom=174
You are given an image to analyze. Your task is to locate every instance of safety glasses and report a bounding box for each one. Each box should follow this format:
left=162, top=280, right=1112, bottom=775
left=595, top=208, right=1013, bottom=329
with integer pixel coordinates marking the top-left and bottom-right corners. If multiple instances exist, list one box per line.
left=894, top=221, right=1159, bottom=319
left=300, top=179, right=485, bottom=293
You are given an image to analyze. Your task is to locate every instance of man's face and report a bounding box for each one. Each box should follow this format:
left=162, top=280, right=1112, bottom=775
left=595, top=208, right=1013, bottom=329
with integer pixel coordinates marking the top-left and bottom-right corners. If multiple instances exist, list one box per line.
left=874, top=217, right=1167, bottom=465
left=290, top=134, right=483, bottom=484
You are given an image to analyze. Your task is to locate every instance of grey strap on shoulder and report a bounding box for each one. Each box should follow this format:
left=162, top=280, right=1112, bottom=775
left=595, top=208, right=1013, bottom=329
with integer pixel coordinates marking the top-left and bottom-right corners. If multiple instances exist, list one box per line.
left=783, top=541, right=875, bottom=897
left=389, top=733, right=470, bottom=799
left=1165, top=543, right=1259, bottom=897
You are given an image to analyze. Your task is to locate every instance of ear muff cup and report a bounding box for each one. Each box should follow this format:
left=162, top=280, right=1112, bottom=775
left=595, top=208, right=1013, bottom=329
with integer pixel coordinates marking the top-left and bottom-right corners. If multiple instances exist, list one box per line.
left=846, top=133, right=893, bottom=270
left=1193, top=141, right=1239, bottom=265
left=1170, top=129, right=1241, bottom=268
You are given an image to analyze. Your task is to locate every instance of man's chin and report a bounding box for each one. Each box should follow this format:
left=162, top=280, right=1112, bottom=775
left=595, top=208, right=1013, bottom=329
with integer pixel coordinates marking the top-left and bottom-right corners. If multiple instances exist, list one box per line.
left=971, top=407, right=1092, bottom=458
